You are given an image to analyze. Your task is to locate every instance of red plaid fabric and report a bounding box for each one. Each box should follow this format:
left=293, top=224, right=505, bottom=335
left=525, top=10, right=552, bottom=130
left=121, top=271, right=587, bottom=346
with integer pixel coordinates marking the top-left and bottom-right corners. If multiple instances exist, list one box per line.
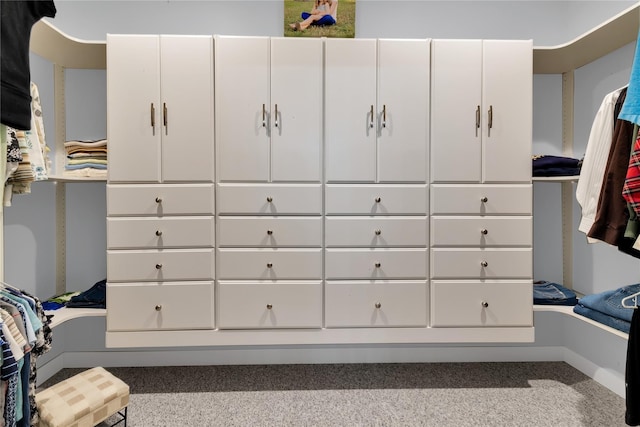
left=623, top=129, right=640, bottom=216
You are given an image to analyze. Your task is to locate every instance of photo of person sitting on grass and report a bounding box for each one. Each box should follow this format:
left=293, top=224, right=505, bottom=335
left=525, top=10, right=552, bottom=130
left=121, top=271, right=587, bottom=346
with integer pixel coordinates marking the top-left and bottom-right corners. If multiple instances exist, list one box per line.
left=285, top=0, right=355, bottom=38
left=289, top=0, right=337, bottom=31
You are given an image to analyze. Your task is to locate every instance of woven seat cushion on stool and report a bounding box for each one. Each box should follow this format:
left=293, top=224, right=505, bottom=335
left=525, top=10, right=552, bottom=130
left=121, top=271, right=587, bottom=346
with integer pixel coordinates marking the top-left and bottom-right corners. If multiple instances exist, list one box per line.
left=36, top=366, right=129, bottom=427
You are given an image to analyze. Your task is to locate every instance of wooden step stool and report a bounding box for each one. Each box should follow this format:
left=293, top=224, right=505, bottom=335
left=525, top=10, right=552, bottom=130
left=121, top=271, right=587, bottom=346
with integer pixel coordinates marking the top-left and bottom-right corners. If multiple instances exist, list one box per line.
left=36, top=366, right=129, bottom=427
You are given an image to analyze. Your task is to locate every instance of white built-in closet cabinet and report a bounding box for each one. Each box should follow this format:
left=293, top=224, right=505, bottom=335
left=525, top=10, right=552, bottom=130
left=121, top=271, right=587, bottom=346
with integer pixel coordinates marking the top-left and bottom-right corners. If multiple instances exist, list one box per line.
left=106, top=35, right=215, bottom=332
left=215, top=36, right=324, bottom=328
left=104, top=35, right=533, bottom=347
left=430, top=39, right=533, bottom=328
left=324, top=38, right=430, bottom=328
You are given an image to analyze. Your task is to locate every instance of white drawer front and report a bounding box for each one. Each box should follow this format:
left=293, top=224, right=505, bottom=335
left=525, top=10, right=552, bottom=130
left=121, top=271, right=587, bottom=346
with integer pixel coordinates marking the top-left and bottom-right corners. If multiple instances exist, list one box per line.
left=107, top=282, right=214, bottom=331
left=325, top=185, right=427, bottom=215
left=325, top=217, right=427, bottom=247
left=431, top=248, right=532, bottom=279
left=217, top=184, right=322, bottom=215
left=325, top=249, right=427, bottom=280
left=217, top=217, right=322, bottom=247
left=430, top=280, right=532, bottom=327
left=431, top=185, right=532, bottom=215
left=217, top=281, right=322, bottom=329
left=107, top=249, right=214, bottom=281
left=431, top=217, right=532, bottom=247
left=107, top=184, right=214, bottom=216
left=107, top=217, right=214, bottom=249
left=325, top=281, right=427, bottom=327
left=217, top=249, right=322, bottom=279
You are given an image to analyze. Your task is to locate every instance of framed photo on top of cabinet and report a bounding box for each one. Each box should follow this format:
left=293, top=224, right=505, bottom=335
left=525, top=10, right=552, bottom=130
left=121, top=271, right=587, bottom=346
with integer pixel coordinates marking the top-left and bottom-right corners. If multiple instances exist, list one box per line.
left=284, top=0, right=355, bottom=38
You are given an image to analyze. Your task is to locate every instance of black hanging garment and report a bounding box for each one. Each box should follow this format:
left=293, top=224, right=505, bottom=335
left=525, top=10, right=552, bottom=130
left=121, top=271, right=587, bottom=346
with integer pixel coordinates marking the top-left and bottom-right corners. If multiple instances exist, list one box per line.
left=0, top=0, right=56, bottom=130
left=627, top=308, right=640, bottom=425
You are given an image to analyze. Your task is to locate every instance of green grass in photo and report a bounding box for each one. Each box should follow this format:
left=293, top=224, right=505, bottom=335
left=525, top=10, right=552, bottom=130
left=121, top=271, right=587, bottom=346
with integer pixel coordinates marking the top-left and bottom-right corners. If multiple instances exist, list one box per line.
left=284, top=0, right=356, bottom=38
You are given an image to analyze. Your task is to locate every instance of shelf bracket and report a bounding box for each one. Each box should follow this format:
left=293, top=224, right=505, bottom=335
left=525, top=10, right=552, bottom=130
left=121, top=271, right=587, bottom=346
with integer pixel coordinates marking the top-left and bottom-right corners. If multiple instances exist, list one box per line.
left=54, top=64, right=67, bottom=295
left=561, top=70, right=574, bottom=289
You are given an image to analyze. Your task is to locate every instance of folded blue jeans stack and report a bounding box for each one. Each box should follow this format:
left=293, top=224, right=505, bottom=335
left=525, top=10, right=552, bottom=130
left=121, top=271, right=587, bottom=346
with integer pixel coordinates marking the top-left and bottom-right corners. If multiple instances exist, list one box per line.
left=573, top=283, right=640, bottom=333
left=533, top=281, right=578, bottom=305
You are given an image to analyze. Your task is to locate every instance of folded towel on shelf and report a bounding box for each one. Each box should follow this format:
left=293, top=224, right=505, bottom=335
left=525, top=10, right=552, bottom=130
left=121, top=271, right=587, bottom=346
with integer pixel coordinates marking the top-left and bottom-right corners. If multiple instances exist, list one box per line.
left=63, top=139, right=108, bottom=176
left=63, top=139, right=107, bottom=149
left=65, top=163, right=107, bottom=170
left=62, top=168, right=107, bottom=178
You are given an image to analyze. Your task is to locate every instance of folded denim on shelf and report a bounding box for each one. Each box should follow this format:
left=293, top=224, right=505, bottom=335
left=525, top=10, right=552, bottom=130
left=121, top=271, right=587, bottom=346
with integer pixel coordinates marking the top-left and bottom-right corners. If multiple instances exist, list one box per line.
left=577, top=283, right=640, bottom=323
left=533, top=281, right=578, bottom=305
left=66, top=279, right=106, bottom=309
left=573, top=303, right=631, bottom=333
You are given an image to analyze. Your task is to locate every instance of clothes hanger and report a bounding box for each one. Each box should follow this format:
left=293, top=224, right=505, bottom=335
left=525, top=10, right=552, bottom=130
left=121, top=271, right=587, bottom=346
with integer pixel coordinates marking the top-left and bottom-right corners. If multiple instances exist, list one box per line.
left=622, top=291, right=640, bottom=308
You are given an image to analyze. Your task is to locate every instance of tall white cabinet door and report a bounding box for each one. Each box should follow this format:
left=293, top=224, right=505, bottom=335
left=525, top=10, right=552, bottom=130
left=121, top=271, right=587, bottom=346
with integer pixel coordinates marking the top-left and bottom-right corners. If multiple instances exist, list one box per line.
left=215, top=36, right=270, bottom=182
left=377, top=39, right=430, bottom=183
left=270, top=37, right=323, bottom=183
left=482, top=40, right=532, bottom=183
left=325, top=38, right=377, bottom=183
left=430, top=40, right=482, bottom=183
left=107, top=35, right=161, bottom=182
left=160, top=36, right=214, bottom=183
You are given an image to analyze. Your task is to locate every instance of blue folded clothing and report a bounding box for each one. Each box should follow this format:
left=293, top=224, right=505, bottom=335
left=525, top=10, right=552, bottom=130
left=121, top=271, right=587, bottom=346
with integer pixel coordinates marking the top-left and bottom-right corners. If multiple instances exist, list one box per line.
left=533, top=281, right=578, bottom=305
left=576, top=283, right=640, bottom=323
left=571, top=283, right=640, bottom=333
left=532, top=155, right=581, bottom=177
left=573, top=304, right=631, bottom=334
left=66, top=279, right=106, bottom=309
left=42, top=301, right=65, bottom=311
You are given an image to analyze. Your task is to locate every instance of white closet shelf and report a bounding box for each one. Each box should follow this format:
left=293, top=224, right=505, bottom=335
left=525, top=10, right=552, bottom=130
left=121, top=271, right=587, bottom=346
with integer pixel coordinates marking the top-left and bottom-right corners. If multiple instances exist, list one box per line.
left=532, top=175, right=580, bottom=182
left=47, top=174, right=106, bottom=183
left=44, top=305, right=626, bottom=341
left=533, top=3, right=638, bottom=74
left=45, top=306, right=106, bottom=329
left=30, top=2, right=639, bottom=75
left=533, top=305, right=628, bottom=339
left=29, top=19, right=106, bottom=69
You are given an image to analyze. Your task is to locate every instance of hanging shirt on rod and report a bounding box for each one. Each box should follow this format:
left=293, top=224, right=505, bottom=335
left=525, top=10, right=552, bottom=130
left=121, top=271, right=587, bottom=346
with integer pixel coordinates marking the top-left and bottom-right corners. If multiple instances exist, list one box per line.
left=620, top=29, right=640, bottom=126
left=576, top=86, right=626, bottom=241
left=0, top=0, right=56, bottom=130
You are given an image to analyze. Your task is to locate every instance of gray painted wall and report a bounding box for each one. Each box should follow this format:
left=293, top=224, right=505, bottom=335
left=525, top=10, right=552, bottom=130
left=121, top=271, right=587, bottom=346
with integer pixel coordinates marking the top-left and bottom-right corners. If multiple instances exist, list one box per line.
left=5, top=1, right=638, bottom=300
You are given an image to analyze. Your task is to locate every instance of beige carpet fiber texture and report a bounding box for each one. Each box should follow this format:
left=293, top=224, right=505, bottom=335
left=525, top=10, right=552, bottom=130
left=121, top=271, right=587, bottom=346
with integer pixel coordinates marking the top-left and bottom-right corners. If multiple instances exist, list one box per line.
left=40, top=362, right=627, bottom=427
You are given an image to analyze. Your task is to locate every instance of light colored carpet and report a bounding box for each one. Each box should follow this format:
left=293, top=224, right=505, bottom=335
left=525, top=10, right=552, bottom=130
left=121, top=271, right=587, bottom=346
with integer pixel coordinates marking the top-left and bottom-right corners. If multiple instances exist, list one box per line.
left=40, top=362, right=627, bottom=426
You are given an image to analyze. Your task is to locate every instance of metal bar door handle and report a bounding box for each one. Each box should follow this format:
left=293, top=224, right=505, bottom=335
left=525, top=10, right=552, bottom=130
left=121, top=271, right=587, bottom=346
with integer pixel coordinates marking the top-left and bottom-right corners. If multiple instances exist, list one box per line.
left=274, top=104, right=279, bottom=128
left=382, top=104, right=387, bottom=128
left=370, top=105, right=374, bottom=128
left=150, top=103, right=156, bottom=135
left=163, top=102, right=168, bottom=135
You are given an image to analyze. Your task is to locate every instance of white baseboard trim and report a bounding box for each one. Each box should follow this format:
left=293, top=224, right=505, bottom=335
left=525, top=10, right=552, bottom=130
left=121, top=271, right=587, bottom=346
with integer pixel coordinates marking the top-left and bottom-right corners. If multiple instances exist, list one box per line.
left=38, top=346, right=625, bottom=397
left=36, top=354, right=65, bottom=387
left=563, top=347, right=626, bottom=397
left=35, top=310, right=628, bottom=398
left=37, top=345, right=566, bottom=382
